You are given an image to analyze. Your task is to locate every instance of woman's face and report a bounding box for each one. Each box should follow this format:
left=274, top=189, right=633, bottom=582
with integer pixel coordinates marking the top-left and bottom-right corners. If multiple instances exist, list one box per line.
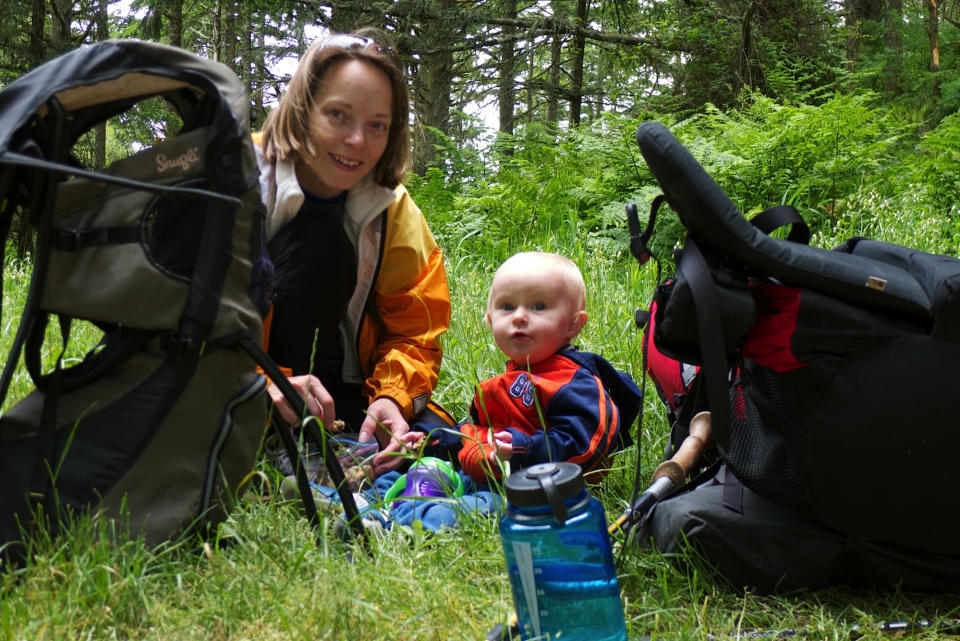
left=296, top=58, right=393, bottom=198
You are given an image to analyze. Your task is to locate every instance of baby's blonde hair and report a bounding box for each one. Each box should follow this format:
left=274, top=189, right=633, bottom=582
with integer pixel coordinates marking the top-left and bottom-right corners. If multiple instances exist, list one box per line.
left=487, top=251, right=587, bottom=314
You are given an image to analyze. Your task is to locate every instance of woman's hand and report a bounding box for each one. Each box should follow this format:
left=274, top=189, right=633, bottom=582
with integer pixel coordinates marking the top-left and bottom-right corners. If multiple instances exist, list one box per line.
left=267, top=374, right=335, bottom=427
left=360, top=397, right=422, bottom=475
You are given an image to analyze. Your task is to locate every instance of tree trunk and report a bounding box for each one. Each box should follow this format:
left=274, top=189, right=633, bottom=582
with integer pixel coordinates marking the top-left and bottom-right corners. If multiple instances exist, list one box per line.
left=526, top=40, right=535, bottom=127
left=547, top=33, right=561, bottom=125
left=410, top=0, right=455, bottom=175
left=95, top=0, right=108, bottom=168
left=166, top=0, right=183, bottom=48
left=498, top=0, right=517, bottom=138
left=845, top=0, right=887, bottom=69
left=884, top=0, right=903, bottom=97
left=49, top=0, right=73, bottom=54
left=238, top=2, right=253, bottom=123
left=927, top=0, right=940, bottom=98
left=29, top=0, right=45, bottom=65
left=252, top=11, right=266, bottom=130
left=737, top=2, right=758, bottom=92
left=568, top=0, right=587, bottom=127
left=224, top=0, right=236, bottom=71
left=212, top=0, right=222, bottom=62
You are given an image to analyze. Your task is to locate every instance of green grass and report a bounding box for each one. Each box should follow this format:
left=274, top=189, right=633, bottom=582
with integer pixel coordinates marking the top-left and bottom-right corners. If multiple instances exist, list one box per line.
left=2, top=219, right=958, bottom=641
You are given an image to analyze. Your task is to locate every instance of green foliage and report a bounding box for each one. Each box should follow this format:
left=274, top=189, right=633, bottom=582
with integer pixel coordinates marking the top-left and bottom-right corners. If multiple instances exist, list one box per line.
left=411, top=115, right=654, bottom=263
left=107, top=97, right=184, bottom=160
left=816, top=112, right=960, bottom=255
left=908, top=111, right=960, bottom=218
left=659, top=94, right=911, bottom=237
left=658, top=0, right=845, bottom=112
left=68, top=97, right=184, bottom=169
left=412, top=90, right=960, bottom=268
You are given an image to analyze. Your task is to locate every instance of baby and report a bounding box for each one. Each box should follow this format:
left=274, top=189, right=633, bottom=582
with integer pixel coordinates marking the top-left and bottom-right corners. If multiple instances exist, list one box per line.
left=458, top=251, right=636, bottom=483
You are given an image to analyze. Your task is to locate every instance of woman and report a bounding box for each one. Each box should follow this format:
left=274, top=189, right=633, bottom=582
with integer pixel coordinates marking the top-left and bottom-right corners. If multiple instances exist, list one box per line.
left=254, top=29, right=452, bottom=475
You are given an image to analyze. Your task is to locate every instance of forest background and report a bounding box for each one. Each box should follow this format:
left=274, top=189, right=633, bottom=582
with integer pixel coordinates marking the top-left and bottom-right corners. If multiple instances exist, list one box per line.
left=1, top=0, right=960, bottom=639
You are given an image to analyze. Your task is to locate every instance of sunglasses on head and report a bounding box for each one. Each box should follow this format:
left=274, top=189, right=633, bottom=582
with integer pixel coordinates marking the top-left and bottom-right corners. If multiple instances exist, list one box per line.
left=322, top=34, right=385, bottom=53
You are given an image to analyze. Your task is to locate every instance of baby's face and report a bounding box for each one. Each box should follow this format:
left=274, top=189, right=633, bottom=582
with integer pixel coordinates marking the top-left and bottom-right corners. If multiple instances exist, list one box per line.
left=486, top=266, right=583, bottom=366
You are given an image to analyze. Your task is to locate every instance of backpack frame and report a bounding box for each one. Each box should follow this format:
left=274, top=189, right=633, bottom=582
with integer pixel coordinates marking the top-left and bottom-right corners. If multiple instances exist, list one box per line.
left=629, top=122, right=960, bottom=557
left=0, top=40, right=364, bottom=559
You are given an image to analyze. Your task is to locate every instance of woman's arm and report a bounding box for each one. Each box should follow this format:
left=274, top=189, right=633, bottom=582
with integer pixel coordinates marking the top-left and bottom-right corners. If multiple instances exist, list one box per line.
left=360, top=187, right=451, bottom=419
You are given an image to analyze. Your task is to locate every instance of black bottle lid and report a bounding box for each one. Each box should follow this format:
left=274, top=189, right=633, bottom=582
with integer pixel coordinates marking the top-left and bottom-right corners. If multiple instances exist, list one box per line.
left=504, top=462, right=585, bottom=524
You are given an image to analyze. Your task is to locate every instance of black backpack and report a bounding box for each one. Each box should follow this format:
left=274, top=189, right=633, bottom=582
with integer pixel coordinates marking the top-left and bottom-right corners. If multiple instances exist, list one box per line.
left=629, top=121, right=960, bottom=564
left=0, top=40, right=364, bottom=560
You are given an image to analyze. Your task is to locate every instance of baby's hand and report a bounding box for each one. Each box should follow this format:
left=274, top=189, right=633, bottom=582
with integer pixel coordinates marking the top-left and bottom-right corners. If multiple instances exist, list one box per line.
left=400, top=430, right=425, bottom=452
left=491, top=430, right=513, bottom=462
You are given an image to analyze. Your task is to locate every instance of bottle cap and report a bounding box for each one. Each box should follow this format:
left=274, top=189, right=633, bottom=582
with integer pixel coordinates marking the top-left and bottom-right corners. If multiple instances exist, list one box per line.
left=504, top=462, right=585, bottom=524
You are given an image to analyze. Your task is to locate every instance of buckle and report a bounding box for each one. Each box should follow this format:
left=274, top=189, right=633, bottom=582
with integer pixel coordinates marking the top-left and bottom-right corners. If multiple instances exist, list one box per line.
left=162, top=331, right=205, bottom=357
left=53, top=228, right=81, bottom=251
left=52, top=227, right=112, bottom=251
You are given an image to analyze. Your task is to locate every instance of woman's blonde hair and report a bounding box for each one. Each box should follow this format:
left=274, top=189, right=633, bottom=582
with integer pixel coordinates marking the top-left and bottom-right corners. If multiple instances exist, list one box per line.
left=260, top=27, right=409, bottom=189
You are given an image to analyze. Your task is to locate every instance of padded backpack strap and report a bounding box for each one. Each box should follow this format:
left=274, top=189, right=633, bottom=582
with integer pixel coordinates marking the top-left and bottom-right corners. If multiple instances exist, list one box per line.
left=0, top=134, right=62, bottom=405
left=672, top=238, right=733, bottom=446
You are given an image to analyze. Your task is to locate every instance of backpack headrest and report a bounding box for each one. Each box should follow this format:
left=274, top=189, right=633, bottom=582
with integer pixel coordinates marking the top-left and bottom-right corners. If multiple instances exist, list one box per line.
left=636, top=121, right=932, bottom=318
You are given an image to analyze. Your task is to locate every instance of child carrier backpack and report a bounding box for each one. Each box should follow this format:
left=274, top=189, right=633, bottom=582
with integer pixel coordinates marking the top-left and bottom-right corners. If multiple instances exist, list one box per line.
left=0, top=40, right=364, bottom=560
left=626, top=122, right=960, bottom=589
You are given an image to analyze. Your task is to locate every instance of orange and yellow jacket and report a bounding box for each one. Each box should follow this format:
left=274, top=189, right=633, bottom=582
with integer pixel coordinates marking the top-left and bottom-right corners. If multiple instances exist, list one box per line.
left=253, top=134, right=450, bottom=420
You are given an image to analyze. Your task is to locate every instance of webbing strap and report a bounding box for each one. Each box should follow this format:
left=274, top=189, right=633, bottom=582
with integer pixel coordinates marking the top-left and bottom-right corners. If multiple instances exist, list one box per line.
left=26, top=316, right=71, bottom=516
left=27, top=372, right=61, bottom=512
left=52, top=225, right=140, bottom=250
left=721, top=465, right=745, bottom=514
left=24, top=313, right=71, bottom=388
left=675, top=238, right=732, bottom=444
left=237, top=334, right=368, bottom=549
left=626, top=196, right=666, bottom=266
left=0, top=145, right=52, bottom=406
left=750, top=204, right=810, bottom=245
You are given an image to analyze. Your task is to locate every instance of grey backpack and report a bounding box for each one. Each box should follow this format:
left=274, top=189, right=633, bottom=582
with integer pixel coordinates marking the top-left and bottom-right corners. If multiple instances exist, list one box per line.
left=0, top=40, right=363, bottom=560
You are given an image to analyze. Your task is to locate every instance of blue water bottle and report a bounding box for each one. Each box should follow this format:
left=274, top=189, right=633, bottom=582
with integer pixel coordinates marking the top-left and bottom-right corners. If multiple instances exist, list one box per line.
left=499, top=462, right=627, bottom=641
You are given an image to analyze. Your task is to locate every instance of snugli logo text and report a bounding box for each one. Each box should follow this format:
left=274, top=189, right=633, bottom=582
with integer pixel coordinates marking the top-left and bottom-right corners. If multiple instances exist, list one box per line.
left=156, top=147, right=200, bottom=173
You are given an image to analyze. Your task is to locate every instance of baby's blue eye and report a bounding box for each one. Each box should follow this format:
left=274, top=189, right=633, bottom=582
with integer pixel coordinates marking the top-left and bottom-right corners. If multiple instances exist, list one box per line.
left=501, top=303, right=515, bottom=311
left=532, top=302, right=546, bottom=311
